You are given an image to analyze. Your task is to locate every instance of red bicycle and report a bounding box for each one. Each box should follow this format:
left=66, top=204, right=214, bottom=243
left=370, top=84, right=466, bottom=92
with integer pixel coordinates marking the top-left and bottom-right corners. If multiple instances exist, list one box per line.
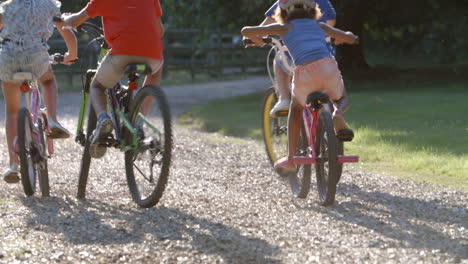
left=244, top=37, right=359, bottom=206
left=292, top=92, right=358, bottom=205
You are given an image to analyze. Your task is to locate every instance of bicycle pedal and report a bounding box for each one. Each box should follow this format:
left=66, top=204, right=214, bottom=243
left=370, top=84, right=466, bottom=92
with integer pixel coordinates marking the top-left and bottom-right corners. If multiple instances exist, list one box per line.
left=271, top=111, right=289, bottom=118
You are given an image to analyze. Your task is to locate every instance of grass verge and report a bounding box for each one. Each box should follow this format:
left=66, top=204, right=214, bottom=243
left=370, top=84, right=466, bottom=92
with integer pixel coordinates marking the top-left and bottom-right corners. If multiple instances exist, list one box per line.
left=179, top=68, right=468, bottom=190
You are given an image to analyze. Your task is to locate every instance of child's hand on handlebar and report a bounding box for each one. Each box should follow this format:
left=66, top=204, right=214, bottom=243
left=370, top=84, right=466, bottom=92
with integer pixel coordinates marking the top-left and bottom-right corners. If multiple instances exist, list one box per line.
left=63, top=51, right=78, bottom=65
left=335, top=31, right=359, bottom=45
left=243, top=36, right=264, bottom=47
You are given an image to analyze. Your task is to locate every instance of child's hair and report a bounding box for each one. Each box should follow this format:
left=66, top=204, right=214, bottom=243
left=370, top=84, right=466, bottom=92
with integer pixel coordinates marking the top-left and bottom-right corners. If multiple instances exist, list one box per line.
left=274, top=4, right=322, bottom=24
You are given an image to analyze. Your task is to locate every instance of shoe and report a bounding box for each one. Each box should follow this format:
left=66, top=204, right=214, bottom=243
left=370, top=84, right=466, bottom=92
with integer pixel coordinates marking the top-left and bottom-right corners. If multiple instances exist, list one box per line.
left=48, top=120, right=71, bottom=139
left=269, top=98, right=290, bottom=118
left=3, top=164, right=19, bottom=184
left=274, top=156, right=296, bottom=173
left=89, top=112, right=113, bottom=159
left=333, top=115, right=354, bottom=142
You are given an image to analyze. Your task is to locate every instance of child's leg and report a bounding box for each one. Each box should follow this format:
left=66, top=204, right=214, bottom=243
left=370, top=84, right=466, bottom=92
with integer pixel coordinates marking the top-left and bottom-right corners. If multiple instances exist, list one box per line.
left=39, top=67, right=70, bottom=138
left=1, top=81, right=21, bottom=166
left=139, top=66, right=162, bottom=116
left=287, top=97, right=303, bottom=159
left=274, top=96, right=302, bottom=172
left=270, top=57, right=292, bottom=116
left=38, top=66, right=58, bottom=122
left=274, top=58, right=291, bottom=102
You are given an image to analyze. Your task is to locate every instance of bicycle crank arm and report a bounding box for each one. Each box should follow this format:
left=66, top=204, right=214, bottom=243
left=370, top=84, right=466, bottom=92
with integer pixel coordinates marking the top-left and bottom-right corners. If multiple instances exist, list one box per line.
left=293, top=155, right=359, bottom=164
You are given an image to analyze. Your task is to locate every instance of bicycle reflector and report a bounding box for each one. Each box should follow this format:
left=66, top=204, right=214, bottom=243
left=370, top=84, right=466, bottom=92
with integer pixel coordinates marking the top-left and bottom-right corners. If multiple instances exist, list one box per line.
left=129, top=82, right=138, bottom=90
left=20, top=83, right=30, bottom=93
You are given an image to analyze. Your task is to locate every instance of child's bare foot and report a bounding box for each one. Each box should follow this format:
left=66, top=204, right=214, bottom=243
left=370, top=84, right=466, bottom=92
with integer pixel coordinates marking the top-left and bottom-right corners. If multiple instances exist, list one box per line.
left=274, top=156, right=296, bottom=173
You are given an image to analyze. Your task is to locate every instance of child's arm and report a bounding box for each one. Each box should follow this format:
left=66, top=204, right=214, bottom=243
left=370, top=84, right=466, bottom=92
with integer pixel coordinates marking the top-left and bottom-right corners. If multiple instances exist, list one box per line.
left=54, top=21, right=78, bottom=64
left=62, top=8, right=89, bottom=28
left=318, top=22, right=358, bottom=45
left=241, top=23, right=290, bottom=46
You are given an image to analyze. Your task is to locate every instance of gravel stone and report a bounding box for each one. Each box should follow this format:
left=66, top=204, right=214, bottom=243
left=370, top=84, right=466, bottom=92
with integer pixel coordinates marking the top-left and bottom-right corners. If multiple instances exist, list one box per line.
left=0, top=77, right=466, bottom=263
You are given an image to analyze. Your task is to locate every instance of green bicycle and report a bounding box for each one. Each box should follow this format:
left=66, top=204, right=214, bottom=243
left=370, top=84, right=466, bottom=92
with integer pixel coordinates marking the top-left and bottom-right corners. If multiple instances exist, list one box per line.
left=74, top=22, right=173, bottom=208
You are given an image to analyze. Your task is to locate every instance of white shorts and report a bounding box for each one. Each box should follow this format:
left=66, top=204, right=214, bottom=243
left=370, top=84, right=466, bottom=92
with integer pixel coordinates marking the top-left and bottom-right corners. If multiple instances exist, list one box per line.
left=0, top=47, right=50, bottom=83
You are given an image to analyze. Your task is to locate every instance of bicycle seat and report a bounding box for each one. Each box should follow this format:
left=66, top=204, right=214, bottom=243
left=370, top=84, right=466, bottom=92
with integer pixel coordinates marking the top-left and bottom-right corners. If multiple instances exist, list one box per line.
left=124, top=64, right=153, bottom=75
left=13, top=72, right=33, bottom=82
left=306, top=92, right=329, bottom=106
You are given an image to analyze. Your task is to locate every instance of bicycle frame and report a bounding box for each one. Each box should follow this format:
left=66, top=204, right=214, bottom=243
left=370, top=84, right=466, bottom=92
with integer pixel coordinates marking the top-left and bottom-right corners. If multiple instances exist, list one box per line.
left=266, top=38, right=295, bottom=88
left=294, top=104, right=359, bottom=165
left=75, top=23, right=147, bottom=152
left=18, top=80, right=54, bottom=157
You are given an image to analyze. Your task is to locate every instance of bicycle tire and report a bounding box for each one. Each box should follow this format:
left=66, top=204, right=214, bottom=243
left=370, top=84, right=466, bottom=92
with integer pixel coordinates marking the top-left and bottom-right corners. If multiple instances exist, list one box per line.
left=288, top=122, right=311, bottom=198
left=336, top=140, right=344, bottom=183
left=77, top=104, right=97, bottom=200
left=125, top=85, right=172, bottom=208
left=18, top=108, right=36, bottom=196
left=315, top=111, right=339, bottom=206
left=37, top=117, right=49, bottom=197
left=261, top=87, right=288, bottom=175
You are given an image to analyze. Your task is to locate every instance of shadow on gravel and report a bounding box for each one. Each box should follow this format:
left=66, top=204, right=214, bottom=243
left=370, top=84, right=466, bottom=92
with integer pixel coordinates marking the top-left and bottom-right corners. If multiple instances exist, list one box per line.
left=314, top=183, right=467, bottom=260
left=20, top=196, right=281, bottom=263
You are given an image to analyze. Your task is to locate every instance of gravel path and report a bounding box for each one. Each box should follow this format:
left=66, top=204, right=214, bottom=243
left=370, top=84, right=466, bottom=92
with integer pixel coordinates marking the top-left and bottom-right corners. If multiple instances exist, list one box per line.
left=0, top=77, right=466, bottom=263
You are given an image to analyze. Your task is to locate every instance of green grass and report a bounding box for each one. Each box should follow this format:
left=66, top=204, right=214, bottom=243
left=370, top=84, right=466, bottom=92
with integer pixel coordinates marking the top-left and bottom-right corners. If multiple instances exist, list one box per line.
left=179, top=68, right=468, bottom=190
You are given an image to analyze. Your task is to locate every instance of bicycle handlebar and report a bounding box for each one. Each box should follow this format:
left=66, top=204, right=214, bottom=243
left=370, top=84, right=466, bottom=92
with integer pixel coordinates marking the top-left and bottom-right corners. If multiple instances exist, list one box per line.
left=77, top=22, right=104, bottom=35
left=244, top=35, right=359, bottom=47
left=243, top=37, right=273, bottom=46
left=49, top=53, right=78, bottom=64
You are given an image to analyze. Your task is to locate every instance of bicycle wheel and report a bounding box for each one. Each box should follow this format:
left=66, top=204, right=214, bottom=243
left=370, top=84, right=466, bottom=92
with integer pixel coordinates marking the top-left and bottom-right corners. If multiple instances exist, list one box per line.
left=77, top=104, right=97, bottom=200
left=125, top=85, right=172, bottom=208
left=315, top=111, right=339, bottom=206
left=18, top=108, right=37, bottom=196
left=262, top=87, right=288, bottom=174
left=288, top=123, right=311, bottom=198
left=336, top=140, right=344, bottom=183
left=37, top=117, right=49, bottom=197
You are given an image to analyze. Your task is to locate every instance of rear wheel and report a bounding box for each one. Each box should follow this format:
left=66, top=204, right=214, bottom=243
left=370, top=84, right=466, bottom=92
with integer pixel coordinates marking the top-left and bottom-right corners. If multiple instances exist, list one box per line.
left=37, top=117, right=49, bottom=197
left=315, top=111, right=339, bottom=206
left=262, top=87, right=288, bottom=175
left=125, top=85, right=172, bottom=208
left=288, top=122, right=311, bottom=198
left=18, top=108, right=37, bottom=196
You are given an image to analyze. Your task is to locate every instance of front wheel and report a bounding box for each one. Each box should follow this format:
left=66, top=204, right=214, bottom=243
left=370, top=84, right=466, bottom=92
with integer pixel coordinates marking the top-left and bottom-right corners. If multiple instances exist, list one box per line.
left=125, top=85, right=173, bottom=208
left=262, top=87, right=288, bottom=175
left=315, top=111, right=339, bottom=206
left=77, top=104, right=97, bottom=200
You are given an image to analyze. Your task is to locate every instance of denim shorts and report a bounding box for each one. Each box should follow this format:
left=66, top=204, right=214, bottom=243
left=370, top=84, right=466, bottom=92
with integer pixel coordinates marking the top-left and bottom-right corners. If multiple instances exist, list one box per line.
left=0, top=43, right=50, bottom=83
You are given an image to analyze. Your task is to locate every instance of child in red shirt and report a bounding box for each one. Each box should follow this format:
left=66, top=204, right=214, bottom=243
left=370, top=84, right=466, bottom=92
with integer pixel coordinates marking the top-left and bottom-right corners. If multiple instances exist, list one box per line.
left=62, top=0, right=164, bottom=158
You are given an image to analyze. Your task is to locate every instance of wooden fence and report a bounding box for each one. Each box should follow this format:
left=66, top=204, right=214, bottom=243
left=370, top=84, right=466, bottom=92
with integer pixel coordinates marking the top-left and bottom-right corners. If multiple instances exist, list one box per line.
left=49, top=29, right=270, bottom=81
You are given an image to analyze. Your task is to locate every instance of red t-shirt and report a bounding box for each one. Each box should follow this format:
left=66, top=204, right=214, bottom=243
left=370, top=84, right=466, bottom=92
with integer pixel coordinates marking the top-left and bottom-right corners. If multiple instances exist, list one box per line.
left=86, top=0, right=163, bottom=60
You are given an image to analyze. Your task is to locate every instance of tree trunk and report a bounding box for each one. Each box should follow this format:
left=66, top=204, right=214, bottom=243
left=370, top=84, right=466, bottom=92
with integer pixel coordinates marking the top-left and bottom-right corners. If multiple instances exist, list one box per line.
left=331, top=0, right=371, bottom=70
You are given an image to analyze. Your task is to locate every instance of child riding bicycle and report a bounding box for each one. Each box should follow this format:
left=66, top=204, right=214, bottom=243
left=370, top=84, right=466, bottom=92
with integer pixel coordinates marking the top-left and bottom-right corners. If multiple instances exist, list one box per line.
left=260, top=0, right=337, bottom=117
left=61, top=0, right=165, bottom=159
left=241, top=0, right=358, bottom=172
left=0, top=0, right=77, bottom=183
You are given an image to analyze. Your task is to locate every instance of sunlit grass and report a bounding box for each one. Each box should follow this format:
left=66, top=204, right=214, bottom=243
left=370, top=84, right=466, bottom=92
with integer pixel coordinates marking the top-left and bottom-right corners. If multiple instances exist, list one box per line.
left=178, top=77, right=468, bottom=190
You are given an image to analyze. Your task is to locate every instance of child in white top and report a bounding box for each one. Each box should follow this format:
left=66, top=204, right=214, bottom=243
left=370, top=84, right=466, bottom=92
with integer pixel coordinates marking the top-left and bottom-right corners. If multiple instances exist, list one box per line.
left=0, top=0, right=78, bottom=183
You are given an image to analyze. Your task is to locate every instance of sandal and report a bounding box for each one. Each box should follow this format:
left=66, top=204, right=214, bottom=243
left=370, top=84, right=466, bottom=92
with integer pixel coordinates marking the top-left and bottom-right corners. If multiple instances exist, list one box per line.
left=333, top=114, right=354, bottom=142
left=3, top=164, right=19, bottom=184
